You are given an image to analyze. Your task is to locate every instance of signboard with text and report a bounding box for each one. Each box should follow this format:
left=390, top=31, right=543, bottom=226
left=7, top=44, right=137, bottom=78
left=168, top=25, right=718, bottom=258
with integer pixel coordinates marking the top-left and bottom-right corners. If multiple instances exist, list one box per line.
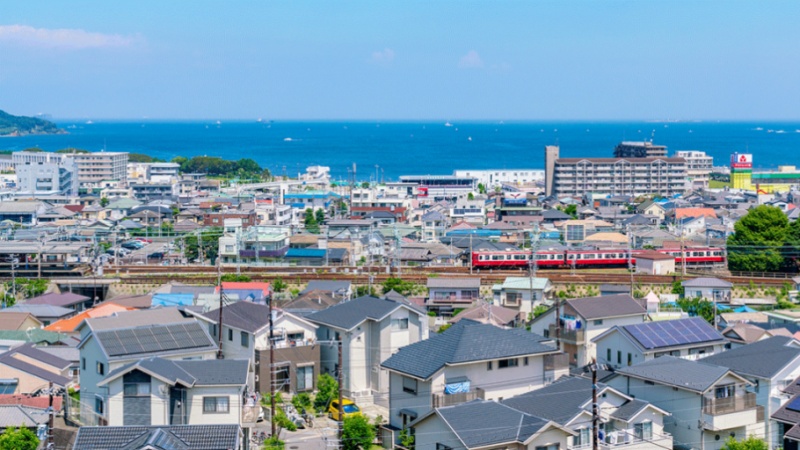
left=730, top=153, right=753, bottom=169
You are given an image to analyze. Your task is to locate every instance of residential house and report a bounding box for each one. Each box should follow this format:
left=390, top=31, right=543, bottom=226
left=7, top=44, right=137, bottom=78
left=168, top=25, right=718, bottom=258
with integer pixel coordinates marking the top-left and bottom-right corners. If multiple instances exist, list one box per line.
left=306, top=295, right=429, bottom=407
left=0, top=304, right=75, bottom=327
left=76, top=309, right=218, bottom=426
left=425, top=277, right=481, bottom=315
left=771, top=373, right=800, bottom=450
left=300, top=280, right=352, bottom=300
left=0, top=343, right=72, bottom=394
left=281, top=290, right=339, bottom=316
left=411, top=399, right=575, bottom=450
left=682, top=277, right=733, bottom=303
left=25, top=292, right=94, bottom=312
left=636, top=200, right=667, bottom=222
left=600, top=284, right=631, bottom=297
left=702, top=336, right=800, bottom=448
left=448, top=302, right=521, bottom=329
left=491, top=277, right=554, bottom=316
left=634, top=250, right=676, bottom=275
left=96, top=357, right=258, bottom=428
left=529, top=294, right=648, bottom=367
left=607, top=356, right=764, bottom=450
left=0, top=405, right=48, bottom=438
left=44, top=303, right=135, bottom=336
left=215, top=282, right=271, bottom=303
left=0, top=201, right=48, bottom=225
left=502, top=376, right=673, bottom=450
left=381, top=320, right=568, bottom=439
left=421, top=210, right=449, bottom=242
left=720, top=322, right=792, bottom=348
left=0, top=311, right=43, bottom=331
left=73, top=424, right=243, bottom=450
left=593, top=317, right=728, bottom=370
left=196, top=301, right=320, bottom=394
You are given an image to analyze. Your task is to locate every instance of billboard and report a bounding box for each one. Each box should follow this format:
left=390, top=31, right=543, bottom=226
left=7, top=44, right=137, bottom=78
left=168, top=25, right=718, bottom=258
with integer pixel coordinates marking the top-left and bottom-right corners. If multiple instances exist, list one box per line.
left=730, top=153, right=753, bottom=169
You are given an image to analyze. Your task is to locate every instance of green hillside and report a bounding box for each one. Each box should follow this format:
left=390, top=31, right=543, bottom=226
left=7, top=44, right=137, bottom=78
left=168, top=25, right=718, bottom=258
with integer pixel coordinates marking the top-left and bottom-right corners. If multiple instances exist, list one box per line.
left=0, top=110, right=63, bottom=136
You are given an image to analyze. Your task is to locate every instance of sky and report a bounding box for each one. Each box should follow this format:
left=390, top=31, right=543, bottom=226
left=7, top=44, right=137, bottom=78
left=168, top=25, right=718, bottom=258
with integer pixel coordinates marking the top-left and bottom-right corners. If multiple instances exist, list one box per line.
left=0, top=1, right=798, bottom=121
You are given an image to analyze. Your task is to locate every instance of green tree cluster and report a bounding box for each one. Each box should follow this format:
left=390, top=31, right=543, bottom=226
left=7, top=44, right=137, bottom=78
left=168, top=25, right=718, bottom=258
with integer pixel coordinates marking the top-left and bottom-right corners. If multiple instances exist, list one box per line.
left=313, top=373, right=339, bottom=412
left=381, top=277, right=418, bottom=296
left=183, top=228, right=222, bottom=264
left=0, top=426, right=39, bottom=450
left=173, top=156, right=269, bottom=180
left=272, top=277, right=288, bottom=293
left=342, top=414, right=375, bottom=450
left=304, top=209, right=321, bottom=234
left=221, top=274, right=251, bottom=282
left=128, top=153, right=165, bottom=163
left=720, top=436, right=768, bottom=450
left=676, top=297, right=716, bottom=324
left=727, top=205, right=800, bottom=272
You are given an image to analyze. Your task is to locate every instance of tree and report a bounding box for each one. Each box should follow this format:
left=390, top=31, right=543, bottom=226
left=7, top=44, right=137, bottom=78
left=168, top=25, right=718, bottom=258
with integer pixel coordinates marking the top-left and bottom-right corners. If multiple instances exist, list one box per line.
left=262, top=436, right=284, bottom=450
left=313, top=373, right=338, bottom=412
left=467, top=192, right=475, bottom=201
left=360, top=181, right=370, bottom=189
left=532, top=304, right=550, bottom=318
left=477, top=183, right=486, bottom=194
left=727, top=205, right=789, bottom=272
left=0, top=426, right=39, bottom=450
left=304, top=208, right=320, bottom=234
left=99, top=197, right=109, bottom=207
left=399, top=428, right=415, bottom=449
left=720, top=436, right=768, bottom=450
left=315, top=208, right=325, bottom=224
left=55, top=147, right=90, bottom=154
left=272, top=277, right=287, bottom=293
left=355, top=285, right=376, bottom=297
left=676, top=297, right=716, bottom=324
left=221, top=274, right=251, bottom=282
left=128, top=152, right=164, bottom=163
left=381, top=277, right=417, bottom=296
left=184, top=228, right=221, bottom=264
left=342, top=414, right=375, bottom=450
left=671, top=280, right=685, bottom=296
left=564, top=204, right=577, bottom=218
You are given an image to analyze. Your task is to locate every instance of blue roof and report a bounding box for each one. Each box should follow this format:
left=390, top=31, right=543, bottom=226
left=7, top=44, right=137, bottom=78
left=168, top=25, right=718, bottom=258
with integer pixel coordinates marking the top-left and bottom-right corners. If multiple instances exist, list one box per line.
left=285, top=248, right=326, bottom=258
left=445, top=229, right=501, bottom=237
left=151, top=293, right=195, bottom=307
left=735, top=306, right=757, bottom=313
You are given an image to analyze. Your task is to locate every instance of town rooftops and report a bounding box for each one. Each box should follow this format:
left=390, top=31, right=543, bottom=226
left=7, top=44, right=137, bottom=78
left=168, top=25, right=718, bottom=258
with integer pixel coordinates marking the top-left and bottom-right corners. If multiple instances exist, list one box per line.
left=0, top=405, right=48, bottom=428
left=0, top=312, right=41, bottom=331
left=555, top=157, right=685, bottom=164
left=202, top=301, right=272, bottom=334
left=0, top=394, right=63, bottom=412
left=599, top=317, right=726, bottom=351
left=45, top=303, right=135, bottom=333
left=502, top=376, right=599, bottom=424
left=306, top=295, right=421, bottom=331
left=449, top=303, right=519, bottom=327
left=674, top=207, right=717, bottom=219
left=566, top=294, right=647, bottom=320
left=87, top=321, right=216, bottom=359
left=1, top=304, right=74, bottom=319
left=381, top=320, right=558, bottom=380
left=98, top=356, right=249, bottom=388
left=73, top=425, right=242, bottom=450
left=426, top=277, right=481, bottom=289
left=681, top=277, right=733, bottom=288
left=0, top=344, right=72, bottom=387
left=613, top=356, right=733, bottom=393
left=496, top=277, right=552, bottom=291
left=25, top=292, right=90, bottom=308
left=301, top=280, right=351, bottom=296
left=84, top=308, right=192, bottom=331
left=215, top=282, right=270, bottom=296
left=701, top=336, right=800, bottom=379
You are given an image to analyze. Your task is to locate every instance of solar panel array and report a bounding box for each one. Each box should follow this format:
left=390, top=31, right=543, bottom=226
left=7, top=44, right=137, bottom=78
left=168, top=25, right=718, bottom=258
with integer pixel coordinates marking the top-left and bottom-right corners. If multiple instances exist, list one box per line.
left=787, top=397, right=800, bottom=413
left=625, top=318, right=723, bottom=350
left=97, top=322, right=214, bottom=357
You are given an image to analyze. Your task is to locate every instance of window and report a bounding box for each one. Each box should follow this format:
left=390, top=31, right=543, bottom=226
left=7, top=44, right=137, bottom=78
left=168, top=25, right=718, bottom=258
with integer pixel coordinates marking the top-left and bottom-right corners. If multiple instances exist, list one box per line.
left=81, top=358, right=86, bottom=371
left=228, top=329, right=233, bottom=341
left=715, top=385, right=734, bottom=399
left=96, top=362, right=105, bottom=375
left=297, top=366, right=313, bottom=391
left=95, top=397, right=104, bottom=414
left=617, top=351, right=622, bottom=365
left=535, top=445, right=559, bottom=450
left=573, top=428, right=591, bottom=447
left=606, top=349, right=611, bottom=362
left=124, top=382, right=151, bottom=397
left=634, top=422, right=652, bottom=441
left=402, top=377, right=418, bottom=395
left=523, top=357, right=529, bottom=366
left=392, top=318, right=409, bottom=330
left=487, top=361, right=493, bottom=371
left=436, top=444, right=453, bottom=450
left=498, top=358, right=519, bottom=369
left=241, top=331, right=249, bottom=348
left=627, top=353, right=632, bottom=366
left=593, top=319, right=603, bottom=326
left=203, top=396, right=230, bottom=413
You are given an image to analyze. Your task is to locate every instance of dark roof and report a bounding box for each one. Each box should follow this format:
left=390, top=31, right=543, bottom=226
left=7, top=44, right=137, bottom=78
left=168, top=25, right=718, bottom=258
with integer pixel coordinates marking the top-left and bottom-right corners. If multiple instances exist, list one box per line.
left=566, top=294, right=646, bottom=320
left=614, top=356, right=729, bottom=393
left=203, top=301, right=270, bottom=333
left=9, top=343, right=71, bottom=369
left=306, top=295, right=412, bottom=330
left=93, top=322, right=216, bottom=359
left=300, top=280, right=351, bottom=295
left=0, top=345, right=72, bottom=387
left=382, top=320, right=558, bottom=380
left=73, top=425, right=242, bottom=450
left=0, top=405, right=48, bottom=428
left=101, top=357, right=248, bottom=387
left=618, top=317, right=727, bottom=350
left=1, top=304, right=74, bottom=318
left=610, top=398, right=651, bottom=421
left=435, top=399, right=550, bottom=448
left=600, top=284, right=631, bottom=293
left=771, top=393, right=800, bottom=426
left=426, top=277, right=481, bottom=289
left=542, top=209, right=572, bottom=220
left=25, top=292, right=89, bottom=307
left=283, top=290, right=339, bottom=312
left=701, top=336, right=800, bottom=379
left=501, top=376, right=596, bottom=424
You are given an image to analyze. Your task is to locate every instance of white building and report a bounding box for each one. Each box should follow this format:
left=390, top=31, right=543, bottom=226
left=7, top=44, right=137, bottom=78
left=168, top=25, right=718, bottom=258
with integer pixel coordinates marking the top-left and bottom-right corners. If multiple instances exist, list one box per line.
left=73, top=151, right=128, bottom=186
left=676, top=150, right=713, bottom=190
left=12, top=151, right=77, bottom=197
left=453, top=169, right=545, bottom=188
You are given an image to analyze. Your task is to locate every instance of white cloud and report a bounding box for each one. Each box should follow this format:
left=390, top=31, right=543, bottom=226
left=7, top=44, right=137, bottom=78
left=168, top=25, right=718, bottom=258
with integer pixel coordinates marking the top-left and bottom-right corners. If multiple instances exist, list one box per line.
left=0, top=25, right=140, bottom=50
left=371, top=48, right=395, bottom=64
left=458, top=50, right=484, bottom=69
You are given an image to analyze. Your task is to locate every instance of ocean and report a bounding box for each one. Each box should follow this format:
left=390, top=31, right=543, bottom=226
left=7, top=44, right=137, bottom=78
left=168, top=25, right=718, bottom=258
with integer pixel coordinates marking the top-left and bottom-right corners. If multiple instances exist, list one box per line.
left=3, top=120, right=800, bottom=181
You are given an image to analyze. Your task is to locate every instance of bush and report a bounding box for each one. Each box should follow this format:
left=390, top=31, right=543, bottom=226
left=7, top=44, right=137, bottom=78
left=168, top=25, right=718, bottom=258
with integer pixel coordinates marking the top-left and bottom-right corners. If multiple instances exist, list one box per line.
left=292, top=393, right=312, bottom=412
left=314, top=374, right=339, bottom=412
left=262, top=436, right=284, bottom=450
left=221, top=274, right=251, bottom=282
left=342, top=414, right=375, bottom=450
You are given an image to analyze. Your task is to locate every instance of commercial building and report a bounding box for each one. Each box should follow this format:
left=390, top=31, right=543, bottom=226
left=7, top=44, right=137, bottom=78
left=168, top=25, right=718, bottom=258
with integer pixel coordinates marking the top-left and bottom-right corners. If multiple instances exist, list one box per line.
left=613, top=141, right=667, bottom=158
left=12, top=152, right=77, bottom=197
left=675, top=150, right=713, bottom=190
left=730, top=152, right=800, bottom=194
left=73, top=152, right=128, bottom=186
left=452, top=169, right=544, bottom=188
left=398, top=175, right=475, bottom=199
left=545, top=146, right=687, bottom=197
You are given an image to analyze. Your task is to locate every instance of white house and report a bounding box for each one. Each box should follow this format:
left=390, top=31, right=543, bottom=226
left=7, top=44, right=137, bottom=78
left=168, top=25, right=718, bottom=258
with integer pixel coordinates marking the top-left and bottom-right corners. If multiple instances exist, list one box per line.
left=492, top=277, right=554, bottom=315
left=529, top=294, right=648, bottom=367
left=305, top=295, right=429, bottom=407
left=682, top=277, right=733, bottom=303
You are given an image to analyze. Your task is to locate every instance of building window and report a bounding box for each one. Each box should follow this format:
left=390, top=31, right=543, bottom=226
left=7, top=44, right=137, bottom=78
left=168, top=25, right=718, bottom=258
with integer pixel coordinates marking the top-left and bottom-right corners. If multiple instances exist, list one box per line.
left=593, top=319, right=603, bottom=326
left=95, top=397, right=104, bottom=415
left=391, top=318, right=409, bottom=330
left=523, top=357, right=529, bottom=366
left=627, top=353, right=632, bottom=366
left=436, top=444, right=453, bottom=450
left=297, top=366, right=313, bottom=391
left=402, top=377, right=418, bottom=395
left=228, top=329, right=233, bottom=341
left=203, top=396, right=230, bottom=414
left=96, top=362, right=105, bottom=375
left=124, top=382, right=151, bottom=397
left=535, top=445, right=559, bottom=450
left=606, top=349, right=611, bottom=362
left=573, top=428, right=590, bottom=447
left=487, top=361, right=493, bottom=371
left=241, top=331, right=249, bottom=348
left=634, top=422, right=652, bottom=441
left=498, top=358, right=518, bottom=369
left=81, top=358, right=86, bottom=370
left=617, top=351, right=622, bottom=365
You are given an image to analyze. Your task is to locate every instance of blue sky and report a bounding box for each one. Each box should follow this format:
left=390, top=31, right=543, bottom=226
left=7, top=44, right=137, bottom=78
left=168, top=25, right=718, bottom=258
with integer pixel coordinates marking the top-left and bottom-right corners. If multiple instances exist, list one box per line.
left=0, top=1, right=798, bottom=120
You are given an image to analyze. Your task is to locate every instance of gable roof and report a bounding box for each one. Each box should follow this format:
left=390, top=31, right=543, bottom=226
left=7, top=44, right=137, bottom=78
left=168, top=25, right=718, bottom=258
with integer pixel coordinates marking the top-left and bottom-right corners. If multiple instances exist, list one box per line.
left=99, top=356, right=249, bottom=388
left=381, top=320, right=558, bottom=380
left=449, top=303, right=519, bottom=327
left=612, top=317, right=726, bottom=351
left=306, top=295, right=417, bottom=331
left=202, top=301, right=270, bottom=334
left=45, top=303, right=135, bottom=333
left=73, top=425, right=242, bottom=450
left=0, top=344, right=72, bottom=388
left=501, top=376, right=598, bottom=424
left=301, top=280, right=351, bottom=295
left=25, top=292, right=89, bottom=307
left=427, top=277, right=481, bottom=289
left=0, top=405, right=49, bottom=428
left=90, top=322, right=216, bottom=359
left=566, top=294, right=646, bottom=320
left=0, top=394, right=62, bottom=412
left=675, top=207, right=717, bottom=219
left=283, top=290, right=339, bottom=312
left=216, top=282, right=270, bottom=296
left=499, top=277, right=551, bottom=291
left=613, top=355, right=732, bottom=393
left=1, top=304, right=74, bottom=319
left=0, top=312, right=41, bottom=331
left=701, top=336, right=800, bottom=379
left=85, top=308, right=190, bottom=331
left=682, top=277, right=733, bottom=288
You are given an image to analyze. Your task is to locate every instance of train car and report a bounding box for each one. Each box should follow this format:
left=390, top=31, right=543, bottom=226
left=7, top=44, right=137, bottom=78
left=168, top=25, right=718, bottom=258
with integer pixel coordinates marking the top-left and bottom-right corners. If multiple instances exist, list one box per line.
left=565, top=249, right=631, bottom=267
left=656, top=247, right=725, bottom=265
left=471, top=250, right=565, bottom=269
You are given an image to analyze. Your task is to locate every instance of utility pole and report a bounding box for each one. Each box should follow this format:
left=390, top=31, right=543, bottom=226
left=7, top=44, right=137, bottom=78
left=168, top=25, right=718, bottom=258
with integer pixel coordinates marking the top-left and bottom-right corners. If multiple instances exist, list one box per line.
left=469, top=233, right=473, bottom=275
left=338, top=337, right=344, bottom=450
left=216, top=261, right=224, bottom=360
left=269, top=294, right=276, bottom=438
left=47, top=381, right=54, bottom=450
left=627, top=225, right=634, bottom=297
left=10, top=254, right=17, bottom=300
left=529, top=224, right=539, bottom=313
left=591, top=360, right=599, bottom=450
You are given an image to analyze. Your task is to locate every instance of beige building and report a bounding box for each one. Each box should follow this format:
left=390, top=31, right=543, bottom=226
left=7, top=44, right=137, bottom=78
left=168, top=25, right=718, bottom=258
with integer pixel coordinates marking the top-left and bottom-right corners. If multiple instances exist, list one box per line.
left=635, top=250, right=676, bottom=275
left=73, top=152, right=129, bottom=186
left=676, top=150, right=713, bottom=190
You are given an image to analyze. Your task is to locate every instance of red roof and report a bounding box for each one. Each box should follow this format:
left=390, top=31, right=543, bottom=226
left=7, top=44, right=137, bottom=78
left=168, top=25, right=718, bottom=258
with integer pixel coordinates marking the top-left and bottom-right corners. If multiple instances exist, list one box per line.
left=63, top=204, right=84, bottom=213
left=216, top=282, right=270, bottom=295
left=0, top=394, right=63, bottom=411
left=675, top=208, right=717, bottom=219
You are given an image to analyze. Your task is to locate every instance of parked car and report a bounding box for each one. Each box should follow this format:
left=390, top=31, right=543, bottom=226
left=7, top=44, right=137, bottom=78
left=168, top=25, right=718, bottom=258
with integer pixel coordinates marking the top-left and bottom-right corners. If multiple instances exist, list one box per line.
left=135, top=238, right=153, bottom=243
left=327, top=399, right=360, bottom=421
left=147, top=252, right=165, bottom=259
left=121, top=241, right=144, bottom=250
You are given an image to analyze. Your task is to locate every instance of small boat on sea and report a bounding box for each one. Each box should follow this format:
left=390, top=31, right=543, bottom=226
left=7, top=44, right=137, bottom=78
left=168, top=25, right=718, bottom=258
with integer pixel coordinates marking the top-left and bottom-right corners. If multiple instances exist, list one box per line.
left=284, top=137, right=293, bottom=142
left=444, top=122, right=453, bottom=127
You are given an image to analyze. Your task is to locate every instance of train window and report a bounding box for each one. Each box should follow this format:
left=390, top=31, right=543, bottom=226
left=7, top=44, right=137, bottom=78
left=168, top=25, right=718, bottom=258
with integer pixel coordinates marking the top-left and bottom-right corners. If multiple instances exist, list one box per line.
left=492, top=255, right=500, bottom=261
left=479, top=255, right=485, bottom=261
left=568, top=254, right=575, bottom=260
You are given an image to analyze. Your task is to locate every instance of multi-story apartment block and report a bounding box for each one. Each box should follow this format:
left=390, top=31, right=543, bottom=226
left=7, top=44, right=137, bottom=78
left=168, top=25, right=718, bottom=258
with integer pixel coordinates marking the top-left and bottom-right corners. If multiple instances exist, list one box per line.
left=12, top=151, right=77, bottom=197
left=546, top=146, right=687, bottom=197
left=73, top=152, right=128, bottom=186
left=675, top=150, right=713, bottom=190
left=613, top=141, right=668, bottom=158
left=453, top=169, right=544, bottom=188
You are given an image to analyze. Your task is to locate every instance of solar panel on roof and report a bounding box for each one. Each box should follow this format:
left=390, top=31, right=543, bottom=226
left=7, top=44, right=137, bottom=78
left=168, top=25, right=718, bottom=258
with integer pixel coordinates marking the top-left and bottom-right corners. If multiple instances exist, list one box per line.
left=787, top=397, right=800, bottom=413
left=626, top=318, right=721, bottom=350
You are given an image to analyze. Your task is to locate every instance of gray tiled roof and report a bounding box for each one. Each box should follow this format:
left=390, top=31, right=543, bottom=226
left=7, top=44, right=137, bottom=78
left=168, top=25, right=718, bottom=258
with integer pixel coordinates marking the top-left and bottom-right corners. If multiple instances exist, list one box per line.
left=25, top=292, right=89, bottom=307
left=566, top=294, right=646, bottom=320
left=610, top=398, right=650, bottom=421
left=93, top=322, right=216, bottom=359
left=73, top=425, right=242, bottom=450
left=301, top=280, right=351, bottom=295
left=701, top=336, right=800, bottom=379
left=87, top=308, right=190, bottom=331
left=306, top=295, right=413, bottom=331
left=101, top=357, right=248, bottom=387
left=772, top=393, right=800, bottom=425
left=0, top=405, right=48, bottom=428
left=614, top=356, right=728, bottom=393
left=426, top=277, right=481, bottom=289
left=381, top=320, right=557, bottom=380
left=501, top=376, right=596, bottom=424
left=203, top=301, right=269, bottom=333
left=436, top=399, right=550, bottom=448
left=681, top=277, right=733, bottom=288
left=11, top=343, right=71, bottom=369
left=0, top=348, right=72, bottom=387
left=2, top=304, right=74, bottom=319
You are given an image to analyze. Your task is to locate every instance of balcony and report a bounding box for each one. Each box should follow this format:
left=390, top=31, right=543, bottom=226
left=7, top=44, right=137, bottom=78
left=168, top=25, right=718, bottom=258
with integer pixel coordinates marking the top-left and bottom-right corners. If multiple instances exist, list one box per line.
left=549, top=323, right=585, bottom=343
left=702, top=392, right=761, bottom=430
left=432, top=387, right=485, bottom=408
left=242, top=404, right=263, bottom=424
left=599, top=429, right=672, bottom=448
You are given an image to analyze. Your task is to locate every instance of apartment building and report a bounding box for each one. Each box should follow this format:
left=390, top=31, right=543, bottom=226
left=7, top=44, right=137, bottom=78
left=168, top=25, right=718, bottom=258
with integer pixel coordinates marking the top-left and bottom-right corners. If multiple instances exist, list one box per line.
left=613, top=141, right=668, bottom=158
left=12, top=151, right=78, bottom=197
left=675, top=150, right=713, bottom=190
left=73, top=152, right=128, bottom=186
left=546, top=146, right=687, bottom=197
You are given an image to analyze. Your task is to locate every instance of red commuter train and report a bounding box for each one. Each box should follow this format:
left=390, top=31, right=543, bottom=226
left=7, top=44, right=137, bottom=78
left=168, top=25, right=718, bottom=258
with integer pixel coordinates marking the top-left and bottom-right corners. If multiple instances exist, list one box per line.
left=471, top=247, right=725, bottom=269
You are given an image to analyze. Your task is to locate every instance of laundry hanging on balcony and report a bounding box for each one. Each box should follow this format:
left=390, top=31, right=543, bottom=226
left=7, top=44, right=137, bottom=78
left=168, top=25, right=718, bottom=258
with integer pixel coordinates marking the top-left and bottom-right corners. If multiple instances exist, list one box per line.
left=444, top=377, right=470, bottom=394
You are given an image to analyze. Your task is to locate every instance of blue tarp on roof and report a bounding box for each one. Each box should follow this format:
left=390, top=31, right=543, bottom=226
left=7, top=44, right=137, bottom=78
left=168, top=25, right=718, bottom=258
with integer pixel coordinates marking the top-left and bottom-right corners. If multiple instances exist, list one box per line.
left=445, top=230, right=501, bottom=237
left=735, top=306, right=757, bottom=313
left=285, top=248, right=326, bottom=258
left=152, top=293, right=195, bottom=307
